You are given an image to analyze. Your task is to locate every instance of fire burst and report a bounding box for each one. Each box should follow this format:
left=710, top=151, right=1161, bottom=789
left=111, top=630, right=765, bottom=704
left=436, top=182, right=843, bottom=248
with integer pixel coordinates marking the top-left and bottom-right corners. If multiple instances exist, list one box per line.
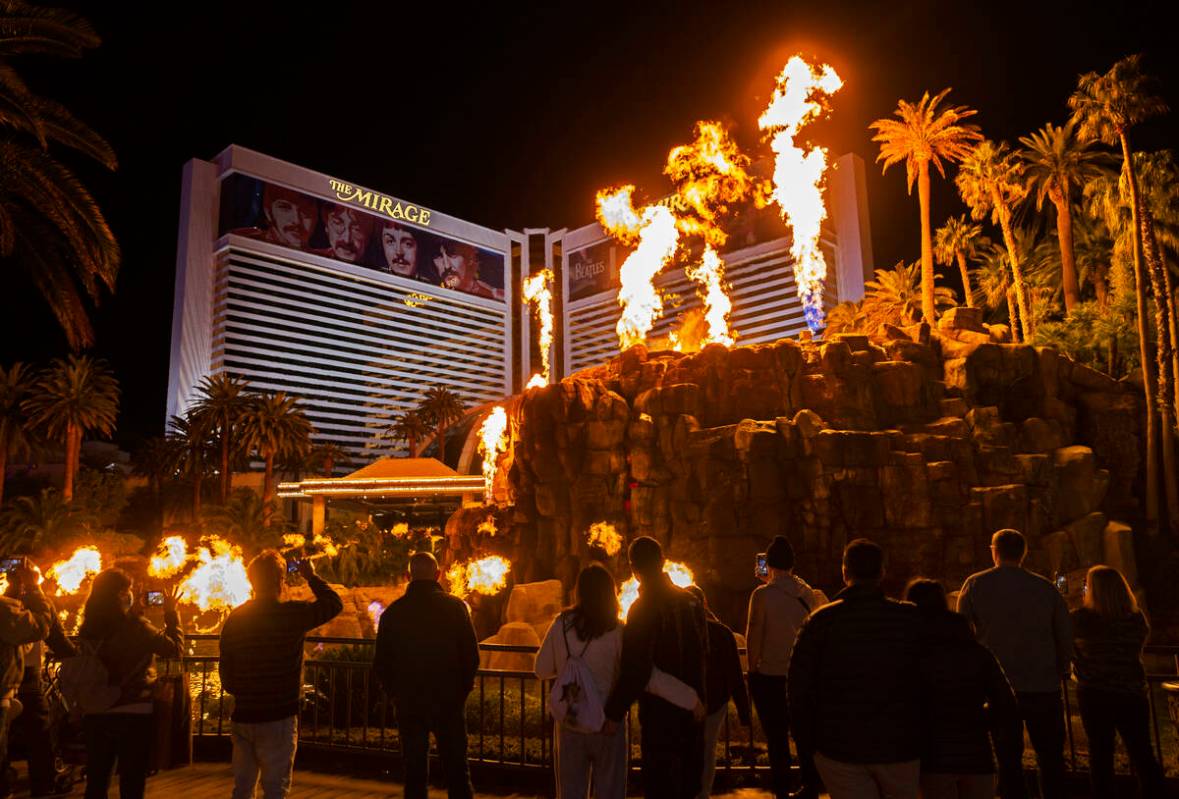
left=618, top=560, right=694, bottom=620
left=596, top=186, right=681, bottom=350
left=587, top=521, right=622, bottom=557
left=684, top=246, right=734, bottom=347
left=478, top=406, right=509, bottom=502
left=523, top=269, right=554, bottom=389
left=758, top=55, right=843, bottom=332
left=447, top=555, right=511, bottom=598
left=179, top=537, right=251, bottom=612
left=46, top=546, right=102, bottom=596
left=148, top=536, right=189, bottom=579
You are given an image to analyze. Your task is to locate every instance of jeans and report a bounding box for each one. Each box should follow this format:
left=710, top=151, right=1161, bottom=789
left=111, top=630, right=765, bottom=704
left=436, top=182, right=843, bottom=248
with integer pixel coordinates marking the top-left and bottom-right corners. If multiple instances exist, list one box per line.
left=813, top=752, right=919, bottom=799
left=1077, top=687, right=1166, bottom=799
left=231, top=716, right=299, bottom=799
left=698, top=706, right=726, bottom=799
left=396, top=700, right=474, bottom=799
left=919, top=772, right=996, bottom=799
left=4, top=687, right=56, bottom=795
left=83, top=712, right=154, bottom=799
left=638, top=699, right=703, bottom=799
left=554, top=720, right=627, bottom=799
left=749, top=672, right=816, bottom=798
left=1015, top=691, right=1067, bottom=799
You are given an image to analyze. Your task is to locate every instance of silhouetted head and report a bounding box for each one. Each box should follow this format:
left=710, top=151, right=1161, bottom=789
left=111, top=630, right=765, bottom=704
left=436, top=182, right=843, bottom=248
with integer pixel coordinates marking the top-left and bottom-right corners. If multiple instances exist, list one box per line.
left=409, top=551, right=440, bottom=582
left=842, top=539, right=884, bottom=586
left=904, top=577, right=947, bottom=616
left=628, top=536, right=664, bottom=583
left=766, top=535, right=795, bottom=574
left=1084, top=565, right=1139, bottom=620
left=991, top=529, right=1027, bottom=567
left=570, top=563, right=620, bottom=640
left=248, top=550, right=285, bottom=600
left=79, top=568, right=133, bottom=639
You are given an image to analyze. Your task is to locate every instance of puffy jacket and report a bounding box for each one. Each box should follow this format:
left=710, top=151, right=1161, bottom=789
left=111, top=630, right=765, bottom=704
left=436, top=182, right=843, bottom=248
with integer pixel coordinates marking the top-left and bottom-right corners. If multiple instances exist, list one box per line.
left=79, top=610, right=183, bottom=708
left=1071, top=608, right=1149, bottom=695
left=0, top=591, right=54, bottom=698
left=373, top=580, right=479, bottom=709
left=787, top=583, right=922, bottom=764
left=917, top=611, right=1021, bottom=774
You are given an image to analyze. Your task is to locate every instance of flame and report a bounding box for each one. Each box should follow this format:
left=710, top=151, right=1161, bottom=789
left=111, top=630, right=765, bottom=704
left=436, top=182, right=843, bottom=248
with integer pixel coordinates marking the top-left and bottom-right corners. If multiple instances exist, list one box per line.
left=307, top=533, right=339, bottom=559
left=282, top=533, right=305, bottom=549
left=587, top=521, right=622, bottom=557
left=0, top=572, right=7, bottom=596
left=665, top=121, right=752, bottom=249
left=618, top=560, right=695, bottom=620
left=758, top=55, right=843, bottom=332
left=523, top=269, right=554, bottom=388
left=178, top=537, right=251, bottom=613
left=595, top=185, right=644, bottom=243
left=478, top=406, right=509, bottom=502
left=148, top=536, right=189, bottom=579
left=46, top=546, right=103, bottom=596
left=446, top=555, right=511, bottom=598
left=367, top=599, right=385, bottom=630
left=684, top=246, right=734, bottom=346
left=389, top=522, right=411, bottom=538
left=478, top=516, right=497, bottom=537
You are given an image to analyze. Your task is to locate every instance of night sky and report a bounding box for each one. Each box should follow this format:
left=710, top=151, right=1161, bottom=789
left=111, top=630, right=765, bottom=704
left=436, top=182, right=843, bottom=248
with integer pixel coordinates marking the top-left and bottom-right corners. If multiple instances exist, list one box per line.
left=2, top=0, right=1175, bottom=447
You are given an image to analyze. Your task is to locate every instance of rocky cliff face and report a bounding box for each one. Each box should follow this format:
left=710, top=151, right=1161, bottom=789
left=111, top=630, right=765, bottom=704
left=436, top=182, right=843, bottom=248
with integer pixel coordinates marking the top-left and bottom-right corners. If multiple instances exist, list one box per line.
left=466, top=308, right=1143, bottom=629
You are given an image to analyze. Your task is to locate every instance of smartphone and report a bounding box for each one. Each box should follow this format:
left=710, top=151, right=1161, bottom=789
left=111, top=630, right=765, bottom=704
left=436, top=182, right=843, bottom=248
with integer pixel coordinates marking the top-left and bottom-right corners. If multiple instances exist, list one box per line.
left=286, top=556, right=301, bottom=574
left=755, top=552, right=768, bottom=578
left=145, top=590, right=165, bottom=607
left=1055, top=574, right=1068, bottom=594
left=0, top=557, right=22, bottom=573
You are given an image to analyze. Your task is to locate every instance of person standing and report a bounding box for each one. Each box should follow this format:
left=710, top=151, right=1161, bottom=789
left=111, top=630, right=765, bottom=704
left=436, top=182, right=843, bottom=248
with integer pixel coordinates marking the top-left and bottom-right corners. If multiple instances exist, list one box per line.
left=219, top=551, right=343, bottom=799
left=686, top=585, right=751, bottom=799
left=0, top=560, right=55, bottom=799
left=788, top=539, right=922, bottom=799
left=75, top=569, right=183, bottom=799
left=957, top=529, right=1073, bottom=799
left=745, top=535, right=826, bottom=799
left=603, top=537, right=708, bottom=799
left=373, top=552, right=479, bottom=799
left=1071, top=566, right=1165, bottom=799
left=904, top=578, right=1022, bottom=799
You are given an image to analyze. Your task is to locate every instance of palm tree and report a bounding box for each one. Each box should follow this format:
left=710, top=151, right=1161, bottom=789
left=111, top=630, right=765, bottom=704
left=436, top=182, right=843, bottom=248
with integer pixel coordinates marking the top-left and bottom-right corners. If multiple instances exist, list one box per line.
left=190, top=373, right=251, bottom=503
left=956, top=141, right=1033, bottom=342
left=387, top=410, right=429, bottom=457
left=22, top=354, right=118, bottom=502
left=861, top=261, right=957, bottom=330
left=0, top=487, right=89, bottom=554
left=870, top=89, right=982, bottom=323
left=167, top=413, right=210, bottom=520
left=307, top=442, right=350, bottom=476
left=1019, top=121, right=1111, bottom=313
left=0, top=2, right=119, bottom=350
left=1070, top=55, right=1171, bottom=531
left=201, top=487, right=279, bottom=555
left=240, top=392, right=313, bottom=526
left=131, top=435, right=178, bottom=530
left=417, top=387, right=465, bottom=462
left=934, top=216, right=984, bottom=308
left=0, top=362, right=40, bottom=506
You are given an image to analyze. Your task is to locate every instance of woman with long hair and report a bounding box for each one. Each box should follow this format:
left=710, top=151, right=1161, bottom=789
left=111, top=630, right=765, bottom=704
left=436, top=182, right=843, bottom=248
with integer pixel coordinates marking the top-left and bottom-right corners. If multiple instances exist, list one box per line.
left=76, top=568, right=183, bottom=799
left=1072, top=566, right=1165, bottom=798
left=904, top=578, right=1021, bottom=799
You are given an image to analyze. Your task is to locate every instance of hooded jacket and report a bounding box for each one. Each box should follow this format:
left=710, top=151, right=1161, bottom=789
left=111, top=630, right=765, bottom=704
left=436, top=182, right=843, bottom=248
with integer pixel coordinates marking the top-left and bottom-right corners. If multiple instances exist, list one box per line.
left=746, top=572, right=827, bottom=676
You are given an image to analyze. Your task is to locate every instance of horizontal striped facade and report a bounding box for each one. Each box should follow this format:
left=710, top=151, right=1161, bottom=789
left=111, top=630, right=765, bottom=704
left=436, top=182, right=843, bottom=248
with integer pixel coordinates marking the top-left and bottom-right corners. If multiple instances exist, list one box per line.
left=210, top=240, right=510, bottom=460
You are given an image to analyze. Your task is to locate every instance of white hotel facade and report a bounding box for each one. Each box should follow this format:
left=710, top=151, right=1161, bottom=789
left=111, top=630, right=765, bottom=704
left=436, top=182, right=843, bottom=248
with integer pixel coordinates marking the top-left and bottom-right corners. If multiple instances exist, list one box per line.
left=167, top=146, right=872, bottom=464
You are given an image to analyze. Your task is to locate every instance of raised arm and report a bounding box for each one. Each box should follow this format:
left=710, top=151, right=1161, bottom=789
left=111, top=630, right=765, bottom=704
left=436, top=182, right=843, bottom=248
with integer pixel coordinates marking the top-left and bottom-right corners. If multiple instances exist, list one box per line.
left=297, top=562, right=344, bottom=632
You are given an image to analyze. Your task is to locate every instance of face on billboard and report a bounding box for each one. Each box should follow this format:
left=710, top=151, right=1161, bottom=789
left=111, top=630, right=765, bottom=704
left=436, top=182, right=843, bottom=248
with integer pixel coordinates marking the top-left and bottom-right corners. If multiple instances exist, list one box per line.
left=263, top=189, right=317, bottom=249
left=381, top=224, right=419, bottom=277
left=322, top=205, right=373, bottom=263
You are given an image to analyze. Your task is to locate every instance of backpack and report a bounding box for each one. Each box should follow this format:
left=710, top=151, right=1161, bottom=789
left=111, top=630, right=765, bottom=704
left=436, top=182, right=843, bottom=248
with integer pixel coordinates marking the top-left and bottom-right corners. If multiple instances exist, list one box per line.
left=58, top=638, right=124, bottom=716
left=548, top=617, right=606, bottom=734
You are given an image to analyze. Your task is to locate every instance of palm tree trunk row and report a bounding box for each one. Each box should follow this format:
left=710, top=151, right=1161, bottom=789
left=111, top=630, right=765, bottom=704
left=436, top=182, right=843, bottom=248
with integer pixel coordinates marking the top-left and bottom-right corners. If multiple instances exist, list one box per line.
left=997, top=206, right=1033, bottom=344
left=1140, top=210, right=1179, bottom=534
left=1054, top=196, right=1082, bottom=313
left=956, top=251, right=975, bottom=307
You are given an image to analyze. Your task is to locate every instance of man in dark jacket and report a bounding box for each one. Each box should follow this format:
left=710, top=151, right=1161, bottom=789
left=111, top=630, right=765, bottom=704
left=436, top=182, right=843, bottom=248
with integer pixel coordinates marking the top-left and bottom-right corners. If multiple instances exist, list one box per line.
left=373, top=551, right=479, bottom=799
left=788, top=539, right=922, bottom=799
left=220, top=551, right=343, bottom=799
left=604, top=537, right=708, bottom=799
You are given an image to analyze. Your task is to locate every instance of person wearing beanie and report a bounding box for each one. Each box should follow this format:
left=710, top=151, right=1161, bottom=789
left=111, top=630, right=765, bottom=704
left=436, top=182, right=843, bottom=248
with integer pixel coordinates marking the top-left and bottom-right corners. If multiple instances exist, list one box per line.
left=746, top=536, right=828, bottom=799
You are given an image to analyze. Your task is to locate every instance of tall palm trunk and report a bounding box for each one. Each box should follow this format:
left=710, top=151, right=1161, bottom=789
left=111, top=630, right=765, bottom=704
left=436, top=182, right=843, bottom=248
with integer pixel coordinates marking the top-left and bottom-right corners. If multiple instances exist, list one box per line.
left=63, top=421, right=79, bottom=502
left=436, top=422, right=448, bottom=463
left=0, top=449, right=7, bottom=507
left=1094, top=266, right=1110, bottom=309
left=996, top=203, right=1032, bottom=343
left=918, top=161, right=936, bottom=323
left=1161, top=258, right=1179, bottom=422
left=262, top=452, right=275, bottom=527
left=1140, top=210, right=1179, bottom=534
left=221, top=432, right=231, bottom=504
left=1006, top=288, right=1019, bottom=341
left=955, top=251, right=975, bottom=307
left=1120, top=133, right=1160, bottom=530
left=1053, top=195, right=1082, bottom=312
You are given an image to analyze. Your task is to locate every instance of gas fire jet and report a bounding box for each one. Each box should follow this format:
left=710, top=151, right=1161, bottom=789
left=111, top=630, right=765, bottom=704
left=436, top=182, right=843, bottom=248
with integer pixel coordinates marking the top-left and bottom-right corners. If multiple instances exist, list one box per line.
left=586, top=521, right=622, bottom=557
left=178, top=537, right=251, bottom=612
left=522, top=269, right=555, bottom=389
left=478, top=406, right=509, bottom=502
left=596, top=186, right=681, bottom=350
left=446, top=554, right=511, bottom=598
left=618, top=560, right=694, bottom=620
left=758, top=55, right=843, bottom=333
left=148, top=536, right=189, bottom=579
left=46, top=546, right=102, bottom=596
left=684, top=246, right=734, bottom=347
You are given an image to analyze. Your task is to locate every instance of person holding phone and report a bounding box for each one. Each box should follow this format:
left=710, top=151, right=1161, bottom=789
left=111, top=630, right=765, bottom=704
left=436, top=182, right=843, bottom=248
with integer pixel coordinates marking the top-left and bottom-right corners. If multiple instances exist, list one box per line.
left=746, top=536, right=827, bottom=799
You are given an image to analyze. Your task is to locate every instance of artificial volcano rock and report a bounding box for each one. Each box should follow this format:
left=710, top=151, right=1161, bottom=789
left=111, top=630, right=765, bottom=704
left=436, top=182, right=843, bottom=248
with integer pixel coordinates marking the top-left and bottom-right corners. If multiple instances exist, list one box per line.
left=464, top=327, right=1143, bottom=631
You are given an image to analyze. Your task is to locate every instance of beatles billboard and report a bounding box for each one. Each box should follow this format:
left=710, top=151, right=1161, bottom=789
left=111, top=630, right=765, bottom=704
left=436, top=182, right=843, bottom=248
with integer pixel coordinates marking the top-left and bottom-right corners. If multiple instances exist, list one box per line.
left=218, top=173, right=506, bottom=301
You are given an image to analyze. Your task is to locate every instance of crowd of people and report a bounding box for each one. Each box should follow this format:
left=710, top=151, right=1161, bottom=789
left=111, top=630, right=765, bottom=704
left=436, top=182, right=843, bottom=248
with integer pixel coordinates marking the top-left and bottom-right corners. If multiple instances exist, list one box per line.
left=0, top=527, right=1168, bottom=799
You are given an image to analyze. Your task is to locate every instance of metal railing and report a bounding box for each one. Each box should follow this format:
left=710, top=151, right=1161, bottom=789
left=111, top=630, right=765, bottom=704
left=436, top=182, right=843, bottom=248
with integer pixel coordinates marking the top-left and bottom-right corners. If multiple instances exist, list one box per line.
left=164, top=636, right=1179, bottom=783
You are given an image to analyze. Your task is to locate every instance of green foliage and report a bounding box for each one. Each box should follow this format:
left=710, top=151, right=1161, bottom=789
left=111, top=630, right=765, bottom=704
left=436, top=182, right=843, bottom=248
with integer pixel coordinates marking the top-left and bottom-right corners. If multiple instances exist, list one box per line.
left=314, top=517, right=436, bottom=587
left=71, top=467, right=127, bottom=528
left=1034, top=297, right=1141, bottom=378
left=201, top=487, right=286, bottom=555
left=0, top=486, right=86, bottom=553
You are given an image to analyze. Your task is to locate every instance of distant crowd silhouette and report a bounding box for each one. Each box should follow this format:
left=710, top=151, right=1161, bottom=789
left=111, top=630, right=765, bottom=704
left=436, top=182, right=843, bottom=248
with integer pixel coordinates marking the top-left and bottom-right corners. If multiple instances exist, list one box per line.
left=0, top=528, right=1166, bottom=799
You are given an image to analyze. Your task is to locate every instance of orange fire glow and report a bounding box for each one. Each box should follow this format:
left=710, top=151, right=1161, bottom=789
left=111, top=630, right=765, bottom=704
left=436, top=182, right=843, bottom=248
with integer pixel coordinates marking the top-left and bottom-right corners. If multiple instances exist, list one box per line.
left=758, top=55, right=842, bottom=333
left=619, top=560, right=695, bottom=620
left=46, top=546, right=102, bottom=596
left=178, top=537, right=251, bottom=613
left=447, top=555, right=511, bottom=598
left=522, top=268, right=554, bottom=388
left=586, top=521, right=622, bottom=557
left=148, top=535, right=189, bottom=579
left=478, top=406, right=509, bottom=502
left=684, top=245, right=734, bottom=347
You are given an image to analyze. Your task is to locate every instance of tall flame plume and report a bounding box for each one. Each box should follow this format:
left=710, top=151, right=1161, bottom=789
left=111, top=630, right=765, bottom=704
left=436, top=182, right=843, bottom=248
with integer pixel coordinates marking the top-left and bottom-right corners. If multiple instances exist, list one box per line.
left=46, top=546, right=102, bottom=596
left=178, top=537, right=251, bottom=613
left=148, top=535, right=189, bottom=579
left=758, top=55, right=843, bottom=332
left=478, top=406, right=509, bottom=502
left=522, top=269, right=554, bottom=389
